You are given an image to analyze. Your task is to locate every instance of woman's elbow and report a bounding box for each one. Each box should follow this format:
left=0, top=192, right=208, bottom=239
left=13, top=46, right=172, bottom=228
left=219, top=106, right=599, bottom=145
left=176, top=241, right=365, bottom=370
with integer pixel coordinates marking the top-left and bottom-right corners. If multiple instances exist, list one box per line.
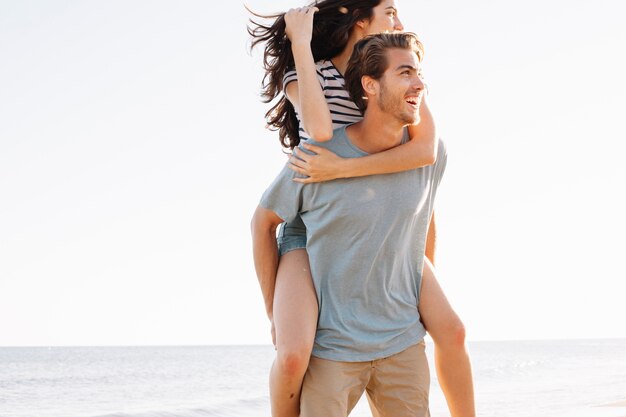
left=304, top=124, right=333, bottom=142
left=422, top=150, right=437, bottom=166
left=418, top=141, right=438, bottom=166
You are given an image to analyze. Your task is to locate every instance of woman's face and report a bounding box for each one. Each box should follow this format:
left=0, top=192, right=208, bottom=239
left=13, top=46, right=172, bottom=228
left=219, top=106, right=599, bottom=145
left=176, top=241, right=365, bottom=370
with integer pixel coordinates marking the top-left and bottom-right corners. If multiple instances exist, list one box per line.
left=362, top=0, right=404, bottom=36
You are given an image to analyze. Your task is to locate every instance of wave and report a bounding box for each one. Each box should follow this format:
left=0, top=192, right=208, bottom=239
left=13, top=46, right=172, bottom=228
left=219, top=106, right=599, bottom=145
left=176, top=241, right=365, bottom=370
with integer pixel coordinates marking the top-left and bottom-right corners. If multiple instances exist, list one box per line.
left=92, top=397, right=268, bottom=417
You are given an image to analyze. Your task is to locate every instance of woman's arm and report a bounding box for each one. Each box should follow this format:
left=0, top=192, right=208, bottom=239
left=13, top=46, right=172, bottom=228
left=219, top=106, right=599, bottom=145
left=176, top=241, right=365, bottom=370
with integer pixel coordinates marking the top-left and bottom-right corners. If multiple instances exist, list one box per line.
left=284, top=7, right=333, bottom=142
left=289, top=97, right=438, bottom=183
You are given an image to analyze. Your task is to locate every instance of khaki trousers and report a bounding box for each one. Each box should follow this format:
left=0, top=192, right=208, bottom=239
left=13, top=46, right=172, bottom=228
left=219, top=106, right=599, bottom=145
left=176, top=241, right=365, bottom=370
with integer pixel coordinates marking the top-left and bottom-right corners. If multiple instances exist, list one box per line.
left=300, top=342, right=430, bottom=417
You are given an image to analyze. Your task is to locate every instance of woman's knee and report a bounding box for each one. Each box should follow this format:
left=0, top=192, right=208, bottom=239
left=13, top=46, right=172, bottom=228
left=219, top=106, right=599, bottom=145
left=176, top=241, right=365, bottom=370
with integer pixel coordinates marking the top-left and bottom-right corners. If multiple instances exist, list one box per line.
left=450, top=320, right=467, bottom=347
left=432, top=316, right=467, bottom=349
left=276, top=344, right=312, bottom=377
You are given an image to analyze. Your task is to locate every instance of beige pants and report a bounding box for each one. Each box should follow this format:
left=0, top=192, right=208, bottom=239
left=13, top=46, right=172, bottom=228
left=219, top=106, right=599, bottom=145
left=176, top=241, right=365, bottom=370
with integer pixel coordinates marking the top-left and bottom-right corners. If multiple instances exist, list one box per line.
left=300, top=342, right=430, bottom=417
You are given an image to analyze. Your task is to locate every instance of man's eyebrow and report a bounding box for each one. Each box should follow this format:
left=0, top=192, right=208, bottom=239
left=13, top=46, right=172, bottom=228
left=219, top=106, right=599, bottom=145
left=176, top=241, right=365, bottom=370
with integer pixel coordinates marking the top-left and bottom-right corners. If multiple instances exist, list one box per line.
left=395, top=64, right=417, bottom=71
left=385, top=6, right=398, bottom=12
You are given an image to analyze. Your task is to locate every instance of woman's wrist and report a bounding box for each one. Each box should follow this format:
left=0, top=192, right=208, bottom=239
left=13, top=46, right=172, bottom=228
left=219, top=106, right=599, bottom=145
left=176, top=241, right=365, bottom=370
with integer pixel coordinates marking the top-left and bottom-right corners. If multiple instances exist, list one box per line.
left=290, top=40, right=313, bottom=53
left=339, top=157, right=356, bottom=179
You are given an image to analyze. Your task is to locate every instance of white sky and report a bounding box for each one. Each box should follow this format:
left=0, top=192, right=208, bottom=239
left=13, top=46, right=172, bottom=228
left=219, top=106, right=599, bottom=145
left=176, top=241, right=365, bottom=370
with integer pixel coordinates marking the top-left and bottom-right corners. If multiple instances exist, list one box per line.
left=1, top=0, right=625, bottom=346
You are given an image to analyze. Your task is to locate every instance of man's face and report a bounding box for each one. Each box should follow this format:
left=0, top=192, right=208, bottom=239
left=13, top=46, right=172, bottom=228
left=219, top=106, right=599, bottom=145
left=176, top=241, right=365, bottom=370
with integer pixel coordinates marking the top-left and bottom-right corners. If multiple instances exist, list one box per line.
left=375, top=48, right=425, bottom=125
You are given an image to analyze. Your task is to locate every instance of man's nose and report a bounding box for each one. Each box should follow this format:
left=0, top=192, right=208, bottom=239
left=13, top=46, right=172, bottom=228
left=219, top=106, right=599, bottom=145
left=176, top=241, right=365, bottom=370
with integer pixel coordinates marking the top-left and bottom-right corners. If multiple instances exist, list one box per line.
left=412, top=75, right=425, bottom=91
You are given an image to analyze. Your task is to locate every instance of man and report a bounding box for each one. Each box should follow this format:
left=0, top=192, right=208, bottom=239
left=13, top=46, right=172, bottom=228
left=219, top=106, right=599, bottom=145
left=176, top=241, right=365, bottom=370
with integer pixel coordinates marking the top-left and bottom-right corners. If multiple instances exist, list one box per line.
left=252, top=32, right=446, bottom=417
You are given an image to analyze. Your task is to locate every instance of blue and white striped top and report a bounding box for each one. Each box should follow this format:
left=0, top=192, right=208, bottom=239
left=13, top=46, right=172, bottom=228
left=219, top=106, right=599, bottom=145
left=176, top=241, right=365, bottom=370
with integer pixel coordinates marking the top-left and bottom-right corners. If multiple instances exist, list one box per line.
left=283, top=59, right=363, bottom=142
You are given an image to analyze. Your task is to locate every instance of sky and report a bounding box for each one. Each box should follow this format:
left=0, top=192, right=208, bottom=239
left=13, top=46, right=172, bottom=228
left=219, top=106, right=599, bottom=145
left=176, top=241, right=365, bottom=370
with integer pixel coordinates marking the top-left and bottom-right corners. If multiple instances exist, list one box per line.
left=1, top=0, right=625, bottom=346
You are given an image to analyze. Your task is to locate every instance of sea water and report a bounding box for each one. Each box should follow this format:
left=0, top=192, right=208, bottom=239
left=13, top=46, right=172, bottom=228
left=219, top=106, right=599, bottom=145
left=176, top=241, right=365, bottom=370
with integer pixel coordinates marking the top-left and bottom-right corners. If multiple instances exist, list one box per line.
left=1, top=340, right=625, bottom=417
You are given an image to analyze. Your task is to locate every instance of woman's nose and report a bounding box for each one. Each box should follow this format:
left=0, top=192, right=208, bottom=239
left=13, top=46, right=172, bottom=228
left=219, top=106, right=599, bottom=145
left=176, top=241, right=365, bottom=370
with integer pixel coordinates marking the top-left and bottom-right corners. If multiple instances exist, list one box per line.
left=395, top=17, right=404, bottom=32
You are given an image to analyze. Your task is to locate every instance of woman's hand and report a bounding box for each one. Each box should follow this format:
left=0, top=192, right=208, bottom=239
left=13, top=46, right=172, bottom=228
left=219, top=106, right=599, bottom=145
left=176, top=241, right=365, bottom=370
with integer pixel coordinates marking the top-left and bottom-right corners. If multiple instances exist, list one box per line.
left=284, top=6, right=318, bottom=45
left=289, top=143, right=348, bottom=183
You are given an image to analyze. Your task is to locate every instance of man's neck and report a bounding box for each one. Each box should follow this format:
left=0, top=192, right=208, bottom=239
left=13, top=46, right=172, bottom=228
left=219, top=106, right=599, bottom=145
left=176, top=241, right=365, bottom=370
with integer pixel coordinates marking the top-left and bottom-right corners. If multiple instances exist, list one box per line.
left=346, top=112, right=406, bottom=154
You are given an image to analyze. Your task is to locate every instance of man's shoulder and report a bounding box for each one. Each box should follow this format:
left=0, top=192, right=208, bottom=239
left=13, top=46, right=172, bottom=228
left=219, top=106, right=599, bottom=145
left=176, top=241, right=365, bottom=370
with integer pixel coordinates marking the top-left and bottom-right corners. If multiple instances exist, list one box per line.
left=301, top=126, right=352, bottom=155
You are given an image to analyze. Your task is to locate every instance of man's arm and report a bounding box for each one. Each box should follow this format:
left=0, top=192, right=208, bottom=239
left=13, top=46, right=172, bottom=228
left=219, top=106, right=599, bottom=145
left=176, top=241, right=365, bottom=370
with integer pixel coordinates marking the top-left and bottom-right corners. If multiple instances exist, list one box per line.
left=251, top=206, right=285, bottom=321
left=425, top=212, right=436, bottom=267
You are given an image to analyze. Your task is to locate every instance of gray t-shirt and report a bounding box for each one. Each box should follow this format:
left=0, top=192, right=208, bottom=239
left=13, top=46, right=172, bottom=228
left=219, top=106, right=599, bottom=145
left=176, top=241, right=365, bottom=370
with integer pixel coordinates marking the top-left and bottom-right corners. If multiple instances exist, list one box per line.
left=260, top=126, right=447, bottom=362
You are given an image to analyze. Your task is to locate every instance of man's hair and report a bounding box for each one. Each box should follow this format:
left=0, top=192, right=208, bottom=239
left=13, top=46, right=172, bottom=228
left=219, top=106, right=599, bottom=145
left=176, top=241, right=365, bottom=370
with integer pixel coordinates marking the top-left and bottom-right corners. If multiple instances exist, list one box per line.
left=345, top=32, right=425, bottom=112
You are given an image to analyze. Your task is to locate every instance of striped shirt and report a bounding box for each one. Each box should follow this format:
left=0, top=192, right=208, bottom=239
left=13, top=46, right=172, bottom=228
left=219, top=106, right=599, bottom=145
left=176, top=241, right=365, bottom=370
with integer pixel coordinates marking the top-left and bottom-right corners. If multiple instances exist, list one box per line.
left=283, top=60, right=363, bottom=142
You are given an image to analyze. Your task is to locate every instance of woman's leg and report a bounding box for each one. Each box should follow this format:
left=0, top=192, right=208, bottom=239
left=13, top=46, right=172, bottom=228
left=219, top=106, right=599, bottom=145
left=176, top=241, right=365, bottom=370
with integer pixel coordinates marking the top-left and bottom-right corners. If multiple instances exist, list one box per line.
left=270, top=249, right=319, bottom=417
left=419, top=258, right=476, bottom=417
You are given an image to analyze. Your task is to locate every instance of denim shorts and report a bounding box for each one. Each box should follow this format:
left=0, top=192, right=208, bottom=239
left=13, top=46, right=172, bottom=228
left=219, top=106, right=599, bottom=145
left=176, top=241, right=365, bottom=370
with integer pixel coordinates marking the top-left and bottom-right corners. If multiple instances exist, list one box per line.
left=277, top=215, right=307, bottom=256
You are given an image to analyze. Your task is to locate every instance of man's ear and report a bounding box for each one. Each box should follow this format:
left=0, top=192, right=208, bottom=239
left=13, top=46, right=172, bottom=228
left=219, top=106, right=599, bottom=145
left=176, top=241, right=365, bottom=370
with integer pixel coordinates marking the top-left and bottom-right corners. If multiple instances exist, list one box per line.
left=361, top=75, right=378, bottom=98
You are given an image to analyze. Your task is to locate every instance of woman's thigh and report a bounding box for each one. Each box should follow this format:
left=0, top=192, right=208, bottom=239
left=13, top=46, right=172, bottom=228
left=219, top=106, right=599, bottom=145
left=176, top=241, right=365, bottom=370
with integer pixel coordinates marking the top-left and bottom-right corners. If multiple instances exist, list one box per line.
left=418, top=258, right=463, bottom=340
left=273, top=249, right=319, bottom=350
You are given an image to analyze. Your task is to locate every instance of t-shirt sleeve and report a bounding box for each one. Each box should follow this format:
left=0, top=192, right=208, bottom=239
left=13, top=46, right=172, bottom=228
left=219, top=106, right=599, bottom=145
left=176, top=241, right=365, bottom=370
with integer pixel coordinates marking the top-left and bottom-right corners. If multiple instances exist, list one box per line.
left=283, top=68, right=298, bottom=90
left=259, top=163, right=304, bottom=224
left=282, top=63, right=326, bottom=91
left=433, top=138, right=447, bottom=188
left=425, top=139, right=447, bottom=217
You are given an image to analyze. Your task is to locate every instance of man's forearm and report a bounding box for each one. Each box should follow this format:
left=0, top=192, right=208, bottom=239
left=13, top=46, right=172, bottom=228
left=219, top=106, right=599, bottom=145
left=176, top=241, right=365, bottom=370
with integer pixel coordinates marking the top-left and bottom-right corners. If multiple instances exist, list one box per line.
left=251, top=207, right=282, bottom=319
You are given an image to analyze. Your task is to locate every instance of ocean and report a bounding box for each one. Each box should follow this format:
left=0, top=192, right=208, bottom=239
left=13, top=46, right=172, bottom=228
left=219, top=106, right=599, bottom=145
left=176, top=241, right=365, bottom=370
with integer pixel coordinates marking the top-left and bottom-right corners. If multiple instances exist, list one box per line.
left=1, top=339, right=625, bottom=417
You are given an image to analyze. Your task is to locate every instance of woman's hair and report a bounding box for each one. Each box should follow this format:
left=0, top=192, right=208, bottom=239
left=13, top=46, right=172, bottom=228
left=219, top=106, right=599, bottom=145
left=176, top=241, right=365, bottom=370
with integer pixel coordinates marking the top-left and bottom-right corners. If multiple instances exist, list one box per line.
left=248, top=0, right=382, bottom=149
left=345, top=32, right=424, bottom=112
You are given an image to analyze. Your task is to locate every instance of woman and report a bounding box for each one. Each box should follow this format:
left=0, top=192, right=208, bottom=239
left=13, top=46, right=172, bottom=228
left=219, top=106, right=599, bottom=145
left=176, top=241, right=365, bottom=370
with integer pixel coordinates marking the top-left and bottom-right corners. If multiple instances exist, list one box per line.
left=249, top=2, right=475, bottom=416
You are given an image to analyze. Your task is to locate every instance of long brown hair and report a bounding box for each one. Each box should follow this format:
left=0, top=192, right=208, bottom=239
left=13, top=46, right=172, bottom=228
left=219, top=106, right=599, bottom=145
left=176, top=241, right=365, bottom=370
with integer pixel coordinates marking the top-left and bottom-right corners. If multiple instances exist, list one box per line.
left=248, top=0, right=382, bottom=149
